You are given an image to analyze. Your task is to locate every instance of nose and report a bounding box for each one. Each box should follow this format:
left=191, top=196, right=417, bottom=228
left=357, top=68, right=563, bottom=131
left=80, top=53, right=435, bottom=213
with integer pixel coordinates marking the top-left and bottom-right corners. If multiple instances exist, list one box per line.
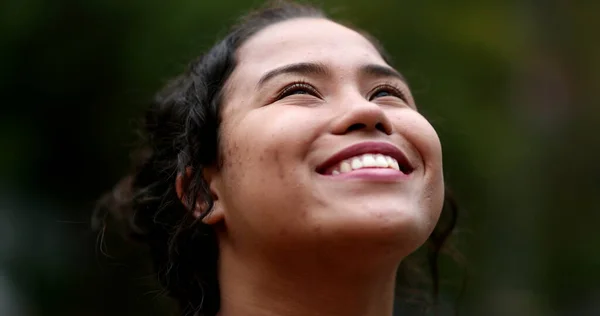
left=330, top=96, right=393, bottom=136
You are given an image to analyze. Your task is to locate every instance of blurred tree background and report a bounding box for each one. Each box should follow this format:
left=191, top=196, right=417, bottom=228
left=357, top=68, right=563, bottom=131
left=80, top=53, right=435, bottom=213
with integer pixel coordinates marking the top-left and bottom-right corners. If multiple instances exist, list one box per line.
left=1, top=0, right=599, bottom=315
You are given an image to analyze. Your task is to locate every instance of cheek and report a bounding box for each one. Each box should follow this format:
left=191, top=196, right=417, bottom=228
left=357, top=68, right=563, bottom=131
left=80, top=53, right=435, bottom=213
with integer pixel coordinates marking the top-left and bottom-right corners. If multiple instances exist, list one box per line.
left=393, top=111, right=445, bottom=221
left=221, top=115, right=303, bottom=178
left=414, top=115, right=444, bottom=225
left=217, top=110, right=320, bottom=226
left=221, top=106, right=324, bottom=171
left=392, top=110, right=442, bottom=170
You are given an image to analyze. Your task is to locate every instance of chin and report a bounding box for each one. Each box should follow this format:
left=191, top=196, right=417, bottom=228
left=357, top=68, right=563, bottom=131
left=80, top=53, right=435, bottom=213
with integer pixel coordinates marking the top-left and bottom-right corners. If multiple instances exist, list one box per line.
left=311, top=204, right=434, bottom=257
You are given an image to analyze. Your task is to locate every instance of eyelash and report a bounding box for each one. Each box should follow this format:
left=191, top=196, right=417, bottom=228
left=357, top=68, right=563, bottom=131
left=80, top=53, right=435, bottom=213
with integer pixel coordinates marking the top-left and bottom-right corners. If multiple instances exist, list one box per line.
left=276, top=80, right=320, bottom=100
left=368, top=83, right=408, bottom=102
left=275, top=81, right=409, bottom=103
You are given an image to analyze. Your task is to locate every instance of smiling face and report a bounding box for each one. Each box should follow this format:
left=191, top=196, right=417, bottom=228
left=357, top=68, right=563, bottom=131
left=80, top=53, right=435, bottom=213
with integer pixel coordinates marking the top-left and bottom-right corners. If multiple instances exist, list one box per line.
left=208, top=18, right=444, bottom=264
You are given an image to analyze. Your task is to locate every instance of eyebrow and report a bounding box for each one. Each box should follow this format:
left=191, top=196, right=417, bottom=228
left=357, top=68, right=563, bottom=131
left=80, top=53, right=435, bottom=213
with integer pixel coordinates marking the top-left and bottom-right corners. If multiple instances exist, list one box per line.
left=256, top=62, right=407, bottom=88
left=257, top=62, right=330, bottom=88
left=360, top=64, right=407, bottom=83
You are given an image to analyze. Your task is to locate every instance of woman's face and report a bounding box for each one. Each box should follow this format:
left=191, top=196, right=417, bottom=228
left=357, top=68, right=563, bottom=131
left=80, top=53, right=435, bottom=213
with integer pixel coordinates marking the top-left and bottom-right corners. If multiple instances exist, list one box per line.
left=209, top=18, right=444, bottom=261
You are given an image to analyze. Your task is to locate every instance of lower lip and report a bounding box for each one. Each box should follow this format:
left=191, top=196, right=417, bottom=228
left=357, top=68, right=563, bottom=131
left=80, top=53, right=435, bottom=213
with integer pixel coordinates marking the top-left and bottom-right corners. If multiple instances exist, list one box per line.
left=321, top=168, right=410, bottom=181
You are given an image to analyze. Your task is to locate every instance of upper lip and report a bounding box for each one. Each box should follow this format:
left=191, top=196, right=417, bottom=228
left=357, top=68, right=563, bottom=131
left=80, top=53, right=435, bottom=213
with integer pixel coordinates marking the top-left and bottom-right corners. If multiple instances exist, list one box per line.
left=316, top=141, right=414, bottom=174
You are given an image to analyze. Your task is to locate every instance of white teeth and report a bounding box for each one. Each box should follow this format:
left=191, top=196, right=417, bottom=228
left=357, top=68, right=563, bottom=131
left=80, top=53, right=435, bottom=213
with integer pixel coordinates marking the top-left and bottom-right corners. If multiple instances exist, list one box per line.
left=375, top=154, right=389, bottom=167
left=351, top=157, right=363, bottom=170
left=362, top=154, right=377, bottom=167
left=390, top=158, right=400, bottom=171
left=340, top=161, right=352, bottom=173
left=329, top=153, right=402, bottom=174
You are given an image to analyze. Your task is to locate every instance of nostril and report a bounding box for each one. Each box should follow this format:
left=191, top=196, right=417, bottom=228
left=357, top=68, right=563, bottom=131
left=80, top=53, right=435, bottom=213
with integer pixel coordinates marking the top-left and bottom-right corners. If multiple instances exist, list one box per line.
left=344, top=122, right=389, bottom=134
left=346, top=123, right=366, bottom=132
left=375, top=122, right=386, bottom=133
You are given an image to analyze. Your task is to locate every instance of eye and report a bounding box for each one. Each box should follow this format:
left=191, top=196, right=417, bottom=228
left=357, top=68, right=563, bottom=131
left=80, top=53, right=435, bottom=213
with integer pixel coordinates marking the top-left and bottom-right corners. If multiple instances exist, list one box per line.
left=369, top=84, right=408, bottom=102
left=277, top=82, right=321, bottom=100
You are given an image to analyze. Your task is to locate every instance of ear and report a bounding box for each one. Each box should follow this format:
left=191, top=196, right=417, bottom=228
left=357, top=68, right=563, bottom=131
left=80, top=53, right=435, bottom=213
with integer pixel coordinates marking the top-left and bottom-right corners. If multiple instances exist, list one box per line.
left=175, top=166, right=225, bottom=225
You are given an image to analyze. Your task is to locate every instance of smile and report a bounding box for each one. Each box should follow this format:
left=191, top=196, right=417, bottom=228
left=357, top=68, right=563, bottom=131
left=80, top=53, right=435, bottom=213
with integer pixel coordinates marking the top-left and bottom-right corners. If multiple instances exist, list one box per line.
left=316, top=141, right=414, bottom=177
left=326, top=153, right=399, bottom=175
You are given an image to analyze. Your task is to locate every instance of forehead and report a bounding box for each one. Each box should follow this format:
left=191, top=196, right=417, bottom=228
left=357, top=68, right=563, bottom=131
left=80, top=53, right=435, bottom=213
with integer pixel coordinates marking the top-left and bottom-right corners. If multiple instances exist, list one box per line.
left=232, top=18, right=387, bottom=82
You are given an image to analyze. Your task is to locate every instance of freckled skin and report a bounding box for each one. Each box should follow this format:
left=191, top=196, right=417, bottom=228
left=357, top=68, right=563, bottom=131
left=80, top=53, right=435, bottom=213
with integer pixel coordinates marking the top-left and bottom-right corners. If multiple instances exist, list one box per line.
left=209, top=18, right=444, bottom=269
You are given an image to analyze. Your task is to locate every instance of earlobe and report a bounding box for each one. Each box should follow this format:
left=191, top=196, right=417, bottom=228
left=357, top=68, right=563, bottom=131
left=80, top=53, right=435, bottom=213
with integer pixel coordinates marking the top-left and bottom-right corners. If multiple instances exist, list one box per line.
left=199, top=201, right=224, bottom=225
left=175, top=166, right=225, bottom=225
left=201, top=166, right=225, bottom=225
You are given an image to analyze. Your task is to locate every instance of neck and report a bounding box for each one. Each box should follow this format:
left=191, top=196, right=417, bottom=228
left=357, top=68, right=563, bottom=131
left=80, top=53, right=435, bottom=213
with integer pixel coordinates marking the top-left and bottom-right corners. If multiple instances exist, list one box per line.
left=216, top=243, right=400, bottom=316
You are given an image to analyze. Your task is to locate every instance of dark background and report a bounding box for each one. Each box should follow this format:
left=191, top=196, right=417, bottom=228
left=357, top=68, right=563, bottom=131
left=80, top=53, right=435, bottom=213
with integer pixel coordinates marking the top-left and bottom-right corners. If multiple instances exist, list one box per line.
left=1, top=0, right=599, bottom=315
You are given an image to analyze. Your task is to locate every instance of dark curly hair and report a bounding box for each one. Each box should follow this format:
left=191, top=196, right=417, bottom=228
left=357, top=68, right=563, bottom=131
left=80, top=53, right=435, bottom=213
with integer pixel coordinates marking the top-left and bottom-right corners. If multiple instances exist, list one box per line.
left=93, top=1, right=459, bottom=316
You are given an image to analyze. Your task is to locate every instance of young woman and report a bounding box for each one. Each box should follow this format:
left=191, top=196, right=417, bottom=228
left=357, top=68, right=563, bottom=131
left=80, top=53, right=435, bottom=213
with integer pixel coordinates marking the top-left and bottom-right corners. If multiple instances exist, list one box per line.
left=95, top=1, right=457, bottom=315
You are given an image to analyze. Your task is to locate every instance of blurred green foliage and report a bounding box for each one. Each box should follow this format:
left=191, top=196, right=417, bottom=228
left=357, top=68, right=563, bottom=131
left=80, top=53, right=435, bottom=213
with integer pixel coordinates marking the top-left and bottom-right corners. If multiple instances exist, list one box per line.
left=1, top=0, right=599, bottom=315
